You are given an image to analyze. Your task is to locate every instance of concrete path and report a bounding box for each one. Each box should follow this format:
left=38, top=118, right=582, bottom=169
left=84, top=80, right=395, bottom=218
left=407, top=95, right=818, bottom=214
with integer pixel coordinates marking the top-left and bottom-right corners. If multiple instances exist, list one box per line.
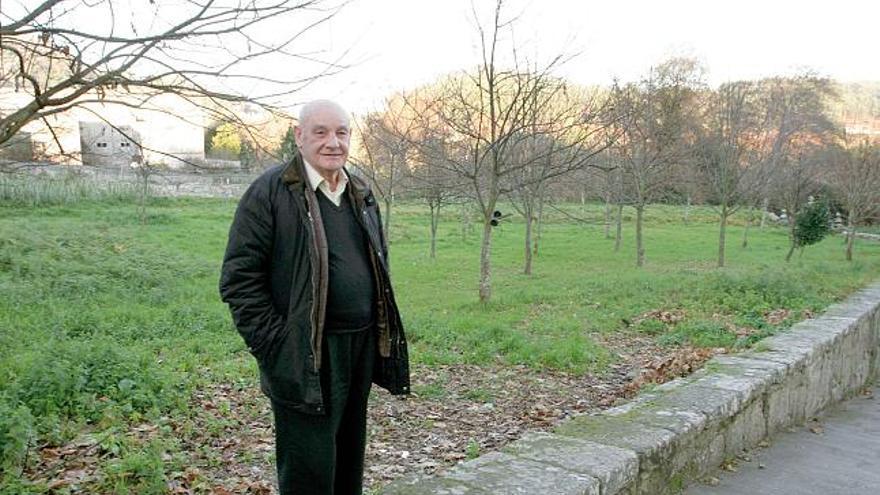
left=687, top=386, right=880, bottom=495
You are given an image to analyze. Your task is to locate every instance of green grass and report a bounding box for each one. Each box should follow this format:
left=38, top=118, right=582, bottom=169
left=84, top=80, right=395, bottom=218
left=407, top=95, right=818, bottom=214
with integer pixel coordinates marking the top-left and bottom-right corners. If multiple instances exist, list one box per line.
left=1, top=194, right=879, bottom=491
left=388, top=202, right=879, bottom=371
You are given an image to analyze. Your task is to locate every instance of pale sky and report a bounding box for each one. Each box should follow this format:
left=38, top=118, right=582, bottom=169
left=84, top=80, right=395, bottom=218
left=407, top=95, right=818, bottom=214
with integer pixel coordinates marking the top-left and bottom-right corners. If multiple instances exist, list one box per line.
left=285, top=0, right=880, bottom=114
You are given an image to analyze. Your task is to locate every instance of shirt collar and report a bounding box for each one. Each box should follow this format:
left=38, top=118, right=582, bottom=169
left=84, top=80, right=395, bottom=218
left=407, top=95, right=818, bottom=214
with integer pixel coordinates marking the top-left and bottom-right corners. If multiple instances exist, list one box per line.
left=303, top=159, right=348, bottom=192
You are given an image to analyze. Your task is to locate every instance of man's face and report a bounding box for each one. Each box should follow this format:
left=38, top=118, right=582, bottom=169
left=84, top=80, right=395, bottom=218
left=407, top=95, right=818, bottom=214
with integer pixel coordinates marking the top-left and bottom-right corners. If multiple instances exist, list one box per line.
left=295, top=104, right=350, bottom=179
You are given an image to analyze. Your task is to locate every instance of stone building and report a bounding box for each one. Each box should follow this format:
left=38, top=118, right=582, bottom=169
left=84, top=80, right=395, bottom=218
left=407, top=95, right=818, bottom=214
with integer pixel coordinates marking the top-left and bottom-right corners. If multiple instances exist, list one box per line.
left=79, top=123, right=141, bottom=167
left=0, top=88, right=205, bottom=168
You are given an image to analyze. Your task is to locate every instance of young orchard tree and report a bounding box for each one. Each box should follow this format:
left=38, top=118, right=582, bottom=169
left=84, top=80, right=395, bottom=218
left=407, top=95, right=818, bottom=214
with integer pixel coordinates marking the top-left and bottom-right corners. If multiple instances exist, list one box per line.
left=402, top=0, right=612, bottom=302
left=610, top=58, right=705, bottom=267
left=609, top=163, right=627, bottom=251
left=827, top=139, right=880, bottom=260
left=409, top=131, right=469, bottom=259
left=353, top=88, right=468, bottom=260
left=694, top=80, right=769, bottom=267
left=586, top=153, right=617, bottom=239
left=777, top=146, right=833, bottom=262
left=505, top=132, right=558, bottom=275
left=504, top=86, right=615, bottom=275
left=351, top=95, right=420, bottom=247
left=582, top=147, right=627, bottom=251
left=756, top=74, right=838, bottom=261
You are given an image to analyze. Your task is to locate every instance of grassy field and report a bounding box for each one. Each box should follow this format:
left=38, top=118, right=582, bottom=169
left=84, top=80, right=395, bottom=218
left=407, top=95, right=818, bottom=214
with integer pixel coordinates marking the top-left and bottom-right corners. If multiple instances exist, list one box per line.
left=1, top=190, right=878, bottom=493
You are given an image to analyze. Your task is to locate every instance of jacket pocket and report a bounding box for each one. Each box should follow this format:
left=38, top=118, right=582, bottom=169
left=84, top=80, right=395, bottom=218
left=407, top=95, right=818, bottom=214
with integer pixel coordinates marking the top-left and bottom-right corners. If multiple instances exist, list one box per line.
left=374, top=339, right=410, bottom=395
left=259, top=320, right=322, bottom=407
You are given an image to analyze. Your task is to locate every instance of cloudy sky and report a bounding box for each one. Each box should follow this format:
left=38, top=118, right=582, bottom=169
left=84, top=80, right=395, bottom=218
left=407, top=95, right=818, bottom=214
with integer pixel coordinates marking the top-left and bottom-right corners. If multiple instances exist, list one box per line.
left=287, top=0, right=879, bottom=113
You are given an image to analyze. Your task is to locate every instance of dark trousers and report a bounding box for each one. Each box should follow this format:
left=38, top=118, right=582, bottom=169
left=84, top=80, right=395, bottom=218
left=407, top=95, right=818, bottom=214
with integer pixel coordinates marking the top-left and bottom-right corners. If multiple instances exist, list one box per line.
left=270, top=329, right=375, bottom=495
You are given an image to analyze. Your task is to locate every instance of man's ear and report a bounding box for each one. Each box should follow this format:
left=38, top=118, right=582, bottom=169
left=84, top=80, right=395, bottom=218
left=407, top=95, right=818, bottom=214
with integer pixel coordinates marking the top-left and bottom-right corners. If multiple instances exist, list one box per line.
left=294, top=126, right=303, bottom=146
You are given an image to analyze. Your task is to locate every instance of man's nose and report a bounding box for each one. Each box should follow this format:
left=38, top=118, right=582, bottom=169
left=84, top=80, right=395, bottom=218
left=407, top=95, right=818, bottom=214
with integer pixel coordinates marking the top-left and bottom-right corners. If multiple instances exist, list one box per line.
left=327, top=135, right=340, bottom=147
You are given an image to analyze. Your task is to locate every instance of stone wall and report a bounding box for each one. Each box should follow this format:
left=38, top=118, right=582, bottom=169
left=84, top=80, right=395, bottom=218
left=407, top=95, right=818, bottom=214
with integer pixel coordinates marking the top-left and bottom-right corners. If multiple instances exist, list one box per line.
left=381, top=283, right=880, bottom=494
left=6, top=163, right=258, bottom=199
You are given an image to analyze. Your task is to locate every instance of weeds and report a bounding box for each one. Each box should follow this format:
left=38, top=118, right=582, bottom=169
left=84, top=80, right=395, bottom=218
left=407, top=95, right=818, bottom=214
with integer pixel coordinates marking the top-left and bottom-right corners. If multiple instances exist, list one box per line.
left=659, top=320, right=737, bottom=348
left=465, top=440, right=481, bottom=460
left=99, top=440, right=168, bottom=495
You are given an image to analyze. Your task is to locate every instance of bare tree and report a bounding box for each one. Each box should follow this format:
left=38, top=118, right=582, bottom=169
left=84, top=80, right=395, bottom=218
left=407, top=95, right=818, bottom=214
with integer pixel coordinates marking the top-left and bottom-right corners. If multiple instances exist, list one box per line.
left=827, top=138, right=880, bottom=260
left=409, top=131, right=469, bottom=259
left=351, top=88, right=471, bottom=260
left=756, top=74, right=838, bottom=261
left=694, top=80, right=769, bottom=267
left=776, top=147, right=831, bottom=261
left=505, top=132, right=556, bottom=275
left=583, top=148, right=627, bottom=251
left=399, top=0, right=595, bottom=302
left=351, top=95, right=420, bottom=247
left=504, top=86, right=614, bottom=274
left=610, top=164, right=626, bottom=252
left=0, top=0, right=346, bottom=165
left=610, top=58, right=704, bottom=267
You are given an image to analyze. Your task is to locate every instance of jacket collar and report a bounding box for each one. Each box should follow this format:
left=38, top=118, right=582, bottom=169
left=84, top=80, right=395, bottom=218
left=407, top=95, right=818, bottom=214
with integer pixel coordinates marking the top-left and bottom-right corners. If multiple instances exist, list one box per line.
left=281, top=152, right=372, bottom=200
left=281, top=152, right=307, bottom=186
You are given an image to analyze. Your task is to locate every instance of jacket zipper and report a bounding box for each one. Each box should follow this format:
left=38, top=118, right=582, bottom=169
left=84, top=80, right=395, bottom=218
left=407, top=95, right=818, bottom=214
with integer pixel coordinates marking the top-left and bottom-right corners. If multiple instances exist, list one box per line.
left=306, top=208, right=319, bottom=372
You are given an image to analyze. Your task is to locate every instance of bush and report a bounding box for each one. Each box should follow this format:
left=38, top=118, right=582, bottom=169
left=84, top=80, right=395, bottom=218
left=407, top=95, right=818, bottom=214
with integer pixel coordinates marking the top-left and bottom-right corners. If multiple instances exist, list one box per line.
left=279, top=126, right=297, bottom=163
left=209, top=122, right=241, bottom=159
left=794, top=199, right=831, bottom=248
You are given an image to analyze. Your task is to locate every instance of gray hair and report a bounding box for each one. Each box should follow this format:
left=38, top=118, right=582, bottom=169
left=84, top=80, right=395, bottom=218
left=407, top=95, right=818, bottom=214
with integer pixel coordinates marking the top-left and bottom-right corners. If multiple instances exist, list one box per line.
left=298, top=100, right=349, bottom=126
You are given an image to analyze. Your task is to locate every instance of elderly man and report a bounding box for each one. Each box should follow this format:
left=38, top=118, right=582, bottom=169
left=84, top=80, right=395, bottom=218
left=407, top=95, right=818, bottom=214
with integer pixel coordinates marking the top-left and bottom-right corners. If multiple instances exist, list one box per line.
left=220, top=100, right=410, bottom=495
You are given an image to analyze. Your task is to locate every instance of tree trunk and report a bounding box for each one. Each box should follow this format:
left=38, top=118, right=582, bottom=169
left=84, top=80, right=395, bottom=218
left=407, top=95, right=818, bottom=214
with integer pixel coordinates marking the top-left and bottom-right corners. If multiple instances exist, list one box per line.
left=742, top=216, right=751, bottom=249
left=478, top=218, right=494, bottom=303
left=461, top=203, right=470, bottom=242
left=845, top=213, right=855, bottom=262
left=523, top=212, right=533, bottom=275
left=533, top=193, right=545, bottom=257
left=759, top=198, right=769, bottom=229
left=717, top=203, right=728, bottom=268
left=785, top=222, right=797, bottom=262
left=604, top=191, right=612, bottom=239
left=683, top=195, right=691, bottom=226
left=614, top=203, right=623, bottom=252
left=383, top=197, right=392, bottom=244
left=784, top=244, right=795, bottom=261
left=429, top=202, right=440, bottom=259
left=138, top=172, right=149, bottom=224
left=636, top=204, right=645, bottom=267
left=385, top=164, right=395, bottom=239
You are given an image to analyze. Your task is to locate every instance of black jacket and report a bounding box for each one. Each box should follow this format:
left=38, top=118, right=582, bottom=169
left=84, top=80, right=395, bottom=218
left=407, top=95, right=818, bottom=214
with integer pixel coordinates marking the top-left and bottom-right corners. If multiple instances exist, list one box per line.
left=219, top=153, right=410, bottom=414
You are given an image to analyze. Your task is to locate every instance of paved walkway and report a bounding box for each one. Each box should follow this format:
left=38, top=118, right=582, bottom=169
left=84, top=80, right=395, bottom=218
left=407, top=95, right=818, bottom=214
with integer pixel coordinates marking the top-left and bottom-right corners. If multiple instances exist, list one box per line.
left=687, top=386, right=880, bottom=495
